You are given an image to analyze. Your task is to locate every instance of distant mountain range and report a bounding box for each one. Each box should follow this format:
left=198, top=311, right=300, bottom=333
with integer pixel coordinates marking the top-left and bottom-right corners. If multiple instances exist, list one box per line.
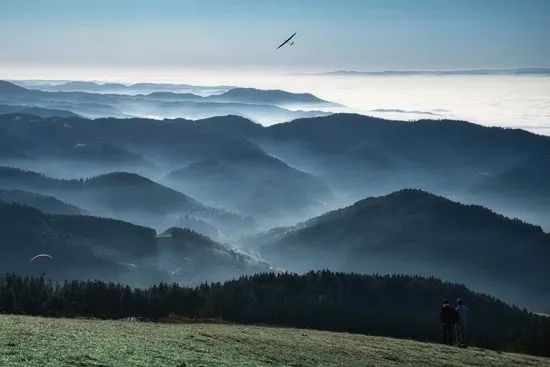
left=0, top=104, right=79, bottom=118
left=0, top=111, right=262, bottom=165
left=141, top=88, right=332, bottom=106
left=0, top=113, right=334, bottom=224
left=207, top=88, right=334, bottom=107
left=1, top=111, right=550, bottom=230
left=2, top=83, right=550, bottom=312
left=0, top=167, right=253, bottom=237
left=14, top=80, right=336, bottom=106
left=0, top=200, right=269, bottom=285
left=166, top=149, right=332, bottom=223
left=245, top=113, right=550, bottom=230
left=248, top=189, right=550, bottom=310
left=309, top=68, right=550, bottom=76
left=0, top=81, right=336, bottom=124
left=12, top=80, right=232, bottom=95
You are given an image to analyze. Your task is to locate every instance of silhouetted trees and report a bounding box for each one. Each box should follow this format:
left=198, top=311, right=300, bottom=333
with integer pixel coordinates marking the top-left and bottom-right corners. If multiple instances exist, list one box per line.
left=1, top=271, right=549, bottom=357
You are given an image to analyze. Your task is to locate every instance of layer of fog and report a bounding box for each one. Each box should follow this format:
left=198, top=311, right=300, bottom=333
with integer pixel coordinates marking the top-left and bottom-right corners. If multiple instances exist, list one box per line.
left=18, top=70, right=546, bottom=133
left=205, top=73, right=550, bottom=134
left=9, top=71, right=549, bottom=133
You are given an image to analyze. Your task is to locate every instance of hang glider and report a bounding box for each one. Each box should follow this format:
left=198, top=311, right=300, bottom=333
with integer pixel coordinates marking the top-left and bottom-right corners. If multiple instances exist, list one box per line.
left=277, top=32, right=297, bottom=49
left=28, top=253, right=54, bottom=263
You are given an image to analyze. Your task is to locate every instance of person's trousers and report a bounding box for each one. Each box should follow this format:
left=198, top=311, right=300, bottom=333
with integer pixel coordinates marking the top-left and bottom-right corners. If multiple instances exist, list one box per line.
left=441, top=324, right=455, bottom=345
left=456, top=323, right=466, bottom=345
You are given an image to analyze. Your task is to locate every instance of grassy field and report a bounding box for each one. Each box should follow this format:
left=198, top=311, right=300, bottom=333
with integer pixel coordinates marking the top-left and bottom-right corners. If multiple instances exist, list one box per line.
left=0, top=315, right=548, bottom=367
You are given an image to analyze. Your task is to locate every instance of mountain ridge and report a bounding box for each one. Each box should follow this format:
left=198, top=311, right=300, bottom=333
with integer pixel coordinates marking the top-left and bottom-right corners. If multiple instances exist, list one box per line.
left=0, top=200, right=268, bottom=284
left=0, top=166, right=253, bottom=236
left=251, top=189, right=550, bottom=310
left=0, top=81, right=336, bottom=123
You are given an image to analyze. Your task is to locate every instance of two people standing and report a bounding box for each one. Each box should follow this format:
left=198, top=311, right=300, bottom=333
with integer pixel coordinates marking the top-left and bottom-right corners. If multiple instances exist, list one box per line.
left=440, top=298, right=468, bottom=346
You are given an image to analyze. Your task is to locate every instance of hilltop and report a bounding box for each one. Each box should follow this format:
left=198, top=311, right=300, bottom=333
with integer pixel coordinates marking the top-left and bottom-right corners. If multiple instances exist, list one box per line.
left=2, top=272, right=548, bottom=355
left=0, top=315, right=548, bottom=367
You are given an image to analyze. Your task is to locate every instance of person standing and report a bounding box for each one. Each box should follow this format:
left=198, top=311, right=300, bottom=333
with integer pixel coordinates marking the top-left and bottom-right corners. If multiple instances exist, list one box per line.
left=456, top=298, right=469, bottom=346
left=440, top=298, right=459, bottom=345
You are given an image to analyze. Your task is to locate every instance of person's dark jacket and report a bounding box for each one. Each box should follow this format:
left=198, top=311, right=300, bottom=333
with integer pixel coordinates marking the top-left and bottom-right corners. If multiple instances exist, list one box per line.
left=440, top=304, right=459, bottom=326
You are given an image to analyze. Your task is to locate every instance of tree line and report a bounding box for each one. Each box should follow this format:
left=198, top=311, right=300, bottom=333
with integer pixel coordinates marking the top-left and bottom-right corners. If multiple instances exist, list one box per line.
left=1, top=271, right=549, bottom=357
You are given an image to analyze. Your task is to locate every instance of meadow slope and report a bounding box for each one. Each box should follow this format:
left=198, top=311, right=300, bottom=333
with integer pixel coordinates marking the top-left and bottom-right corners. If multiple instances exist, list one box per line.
left=0, top=315, right=549, bottom=367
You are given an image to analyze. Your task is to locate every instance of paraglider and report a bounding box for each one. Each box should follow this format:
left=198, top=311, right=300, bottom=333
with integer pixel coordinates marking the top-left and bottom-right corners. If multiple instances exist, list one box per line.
left=277, top=32, right=297, bottom=49
left=28, top=253, right=54, bottom=264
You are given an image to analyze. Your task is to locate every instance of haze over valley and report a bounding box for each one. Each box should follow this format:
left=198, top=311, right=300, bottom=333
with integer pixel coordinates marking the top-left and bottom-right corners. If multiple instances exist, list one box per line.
left=1, top=78, right=550, bottom=313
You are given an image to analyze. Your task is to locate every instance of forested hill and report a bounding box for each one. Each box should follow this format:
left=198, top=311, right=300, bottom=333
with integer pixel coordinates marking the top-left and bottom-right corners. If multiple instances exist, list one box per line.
left=0, top=199, right=158, bottom=281
left=1, top=271, right=549, bottom=357
left=0, top=166, right=252, bottom=236
left=0, top=189, right=85, bottom=215
left=0, top=200, right=269, bottom=284
left=251, top=189, right=550, bottom=310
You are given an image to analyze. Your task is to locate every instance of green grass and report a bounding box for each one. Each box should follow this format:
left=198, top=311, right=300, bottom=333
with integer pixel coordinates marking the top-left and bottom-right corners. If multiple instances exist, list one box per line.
left=0, top=315, right=548, bottom=367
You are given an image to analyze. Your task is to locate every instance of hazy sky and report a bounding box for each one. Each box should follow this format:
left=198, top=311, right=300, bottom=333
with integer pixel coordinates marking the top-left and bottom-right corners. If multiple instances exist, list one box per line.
left=1, top=0, right=549, bottom=75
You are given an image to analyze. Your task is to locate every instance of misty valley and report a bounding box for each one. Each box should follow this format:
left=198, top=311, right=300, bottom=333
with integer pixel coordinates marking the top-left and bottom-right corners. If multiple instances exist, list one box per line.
left=1, top=78, right=550, bottom=359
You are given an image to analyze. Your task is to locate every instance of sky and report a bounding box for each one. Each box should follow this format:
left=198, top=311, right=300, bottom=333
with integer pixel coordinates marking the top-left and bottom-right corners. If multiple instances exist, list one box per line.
left=0, top=0, right=549, bottom=77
